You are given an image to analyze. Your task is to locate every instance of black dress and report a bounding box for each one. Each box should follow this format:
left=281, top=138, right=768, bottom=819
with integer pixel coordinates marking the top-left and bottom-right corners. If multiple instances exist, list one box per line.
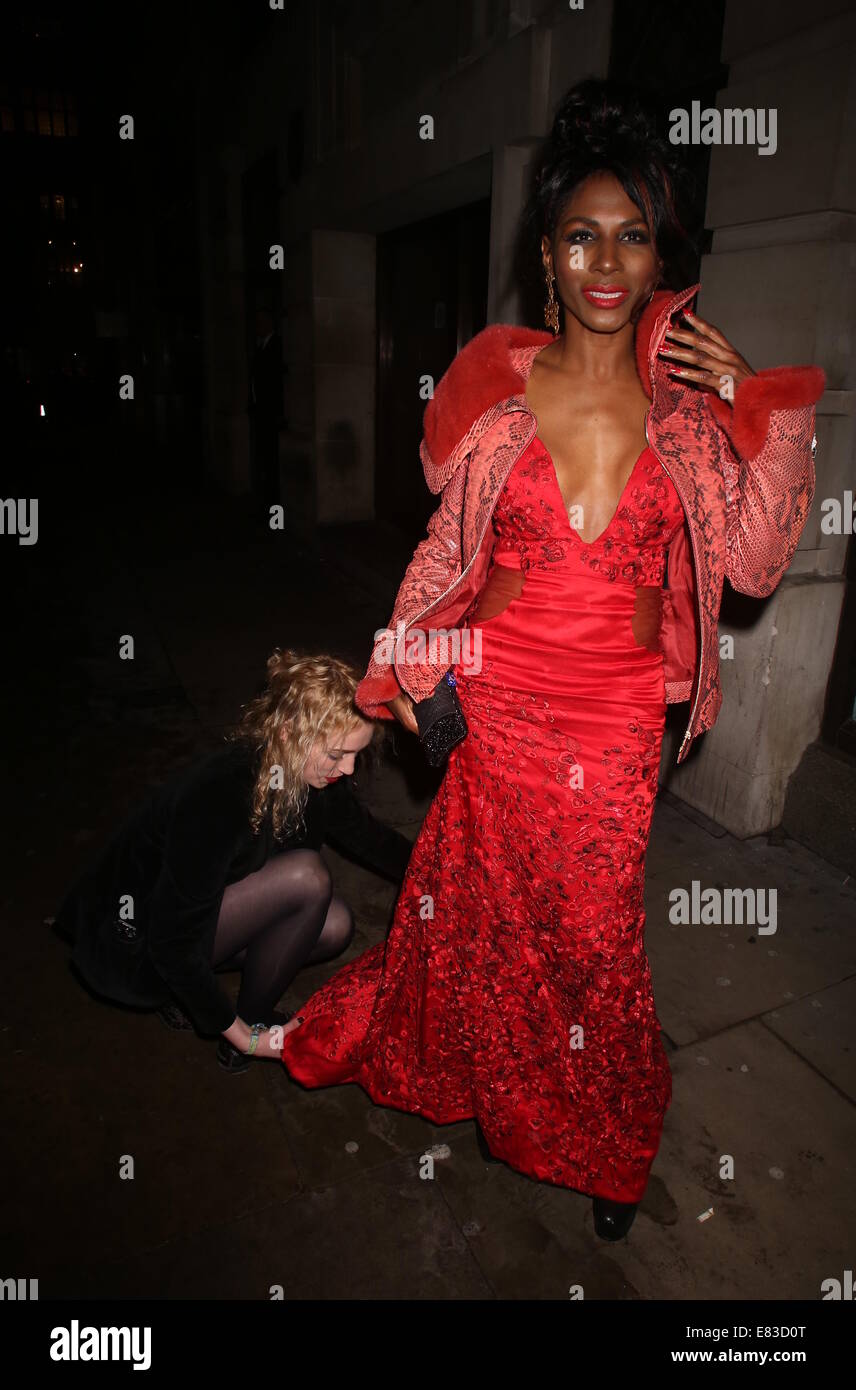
left=56, top=738, right=412, bottom=1034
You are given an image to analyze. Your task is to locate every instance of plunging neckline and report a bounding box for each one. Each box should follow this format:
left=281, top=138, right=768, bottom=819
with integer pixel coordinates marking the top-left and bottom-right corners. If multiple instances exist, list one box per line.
left=534, top=436, right=648, bottom=547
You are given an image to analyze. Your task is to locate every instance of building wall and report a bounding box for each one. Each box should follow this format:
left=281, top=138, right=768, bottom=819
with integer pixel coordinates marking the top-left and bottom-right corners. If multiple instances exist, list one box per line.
left=659, top=1, right=856, bottom=835
left=194, top=0, right=852, bottom=835
left=195, top=0, right=612, bottom=517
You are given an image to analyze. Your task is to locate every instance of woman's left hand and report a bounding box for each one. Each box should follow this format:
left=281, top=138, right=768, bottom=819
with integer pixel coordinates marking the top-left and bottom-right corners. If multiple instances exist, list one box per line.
left=658, top=309, right=756, bottom=400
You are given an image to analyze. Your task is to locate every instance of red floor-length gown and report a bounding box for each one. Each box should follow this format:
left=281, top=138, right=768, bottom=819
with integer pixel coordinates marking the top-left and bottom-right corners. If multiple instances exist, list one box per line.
left=280, top=433, right=686, bottom=1202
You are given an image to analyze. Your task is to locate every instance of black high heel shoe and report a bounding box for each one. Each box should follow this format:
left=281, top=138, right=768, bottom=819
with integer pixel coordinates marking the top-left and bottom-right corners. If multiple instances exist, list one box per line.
left=156, top=1000, right=194, bottom=1031
left=592, top=1196, right=639, bottom=1240
left=473, top=1117, right=501, bottom=1164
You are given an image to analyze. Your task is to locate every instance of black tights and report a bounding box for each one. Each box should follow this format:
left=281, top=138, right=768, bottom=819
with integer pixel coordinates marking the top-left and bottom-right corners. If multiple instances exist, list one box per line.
left=211, top=848, right=354, bottom=1023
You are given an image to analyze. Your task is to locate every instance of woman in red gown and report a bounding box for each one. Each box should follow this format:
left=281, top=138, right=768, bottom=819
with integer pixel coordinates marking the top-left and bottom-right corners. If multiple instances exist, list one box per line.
left=281, top=436, right=683, bottom=1221
left=278, top=82, right=814, bottom=1241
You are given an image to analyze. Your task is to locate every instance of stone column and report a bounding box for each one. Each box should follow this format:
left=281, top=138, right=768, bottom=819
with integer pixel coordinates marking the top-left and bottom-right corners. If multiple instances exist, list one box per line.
left=661, top=4, right=856, bottom=838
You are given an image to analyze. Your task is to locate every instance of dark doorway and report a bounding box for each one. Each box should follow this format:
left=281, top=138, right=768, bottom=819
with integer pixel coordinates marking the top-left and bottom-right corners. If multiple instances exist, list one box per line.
left=376, top=198, right=490, bottom=538
left=822, top=532, right=856, bottom=754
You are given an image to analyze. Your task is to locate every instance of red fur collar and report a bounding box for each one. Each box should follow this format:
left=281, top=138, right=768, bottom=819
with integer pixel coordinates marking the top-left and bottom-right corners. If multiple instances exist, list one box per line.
left=422, top=288, right=686, bottom=482
left=420, top=284, right=825, bottom=482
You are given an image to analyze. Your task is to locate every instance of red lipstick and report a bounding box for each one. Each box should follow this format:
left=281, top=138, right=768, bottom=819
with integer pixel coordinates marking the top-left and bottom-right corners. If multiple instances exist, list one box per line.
left=582, top=285, right=630, bottom=309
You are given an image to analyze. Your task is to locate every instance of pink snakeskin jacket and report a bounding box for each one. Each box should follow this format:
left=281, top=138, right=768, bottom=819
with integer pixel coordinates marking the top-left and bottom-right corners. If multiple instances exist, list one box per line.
left=354, top=281, right=825, bottom=763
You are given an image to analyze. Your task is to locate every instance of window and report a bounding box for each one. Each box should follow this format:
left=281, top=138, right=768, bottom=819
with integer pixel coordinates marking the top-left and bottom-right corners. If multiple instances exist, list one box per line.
left=20, top=87, right=78, bottom=138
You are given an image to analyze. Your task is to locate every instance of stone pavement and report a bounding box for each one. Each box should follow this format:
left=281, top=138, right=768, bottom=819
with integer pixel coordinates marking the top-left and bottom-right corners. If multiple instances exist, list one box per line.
left=3, top=473, right=854, bottom=1301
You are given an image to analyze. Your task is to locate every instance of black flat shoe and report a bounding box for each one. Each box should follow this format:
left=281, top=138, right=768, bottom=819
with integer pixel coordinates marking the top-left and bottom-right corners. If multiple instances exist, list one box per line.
left=156, top=1001, right=194, bottom=1031
left=592, top=1197, right=639, bottom=1240
left=474, top=1118, right=501, bottom=1165
left=216, top=1038, right=252, bottom=1075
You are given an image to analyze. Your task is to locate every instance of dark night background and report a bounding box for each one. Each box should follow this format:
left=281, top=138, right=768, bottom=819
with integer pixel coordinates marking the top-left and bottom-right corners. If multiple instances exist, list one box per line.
left=1, top=0, right=854, bottom=1310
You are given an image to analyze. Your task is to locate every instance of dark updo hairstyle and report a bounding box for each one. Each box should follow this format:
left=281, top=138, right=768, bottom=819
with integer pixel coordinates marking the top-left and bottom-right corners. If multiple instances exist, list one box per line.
left=515, top=78, right=699, bottom=321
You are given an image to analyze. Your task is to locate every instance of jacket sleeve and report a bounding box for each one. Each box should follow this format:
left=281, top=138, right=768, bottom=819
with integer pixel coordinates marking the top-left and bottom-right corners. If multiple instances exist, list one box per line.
left=704, top=365, right=825, bottom=598
left=146, top=771, right=250, bottom=1035
left=322, top=776, right=413, bottom=882
left=354, top=460, right=466, bottom=719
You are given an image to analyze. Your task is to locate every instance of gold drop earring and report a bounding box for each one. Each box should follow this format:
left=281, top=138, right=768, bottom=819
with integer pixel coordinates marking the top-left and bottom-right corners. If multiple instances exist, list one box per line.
left=544, top=266, right=560, bottom=335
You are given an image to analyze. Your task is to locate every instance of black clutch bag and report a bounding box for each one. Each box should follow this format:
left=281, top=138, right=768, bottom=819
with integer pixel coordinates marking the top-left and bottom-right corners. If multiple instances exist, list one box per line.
left=413, top=669, right=468, bottom=766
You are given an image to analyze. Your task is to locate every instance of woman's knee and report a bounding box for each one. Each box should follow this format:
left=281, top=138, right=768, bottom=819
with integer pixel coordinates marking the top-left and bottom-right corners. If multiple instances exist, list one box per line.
left=327, top=894, right=355, bottom=948
left=311, top=894, right=355, bottom=960
left=275, top=847, right=333, bottom=904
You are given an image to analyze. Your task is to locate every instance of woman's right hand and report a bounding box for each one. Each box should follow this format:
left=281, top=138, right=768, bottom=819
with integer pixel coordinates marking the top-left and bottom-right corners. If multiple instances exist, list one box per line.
left=386, top=691, right=419, bottom=735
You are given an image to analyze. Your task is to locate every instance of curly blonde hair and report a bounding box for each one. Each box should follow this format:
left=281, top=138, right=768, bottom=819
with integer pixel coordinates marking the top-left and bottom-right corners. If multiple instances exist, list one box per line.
left=228, top=648, right=384, bottom=842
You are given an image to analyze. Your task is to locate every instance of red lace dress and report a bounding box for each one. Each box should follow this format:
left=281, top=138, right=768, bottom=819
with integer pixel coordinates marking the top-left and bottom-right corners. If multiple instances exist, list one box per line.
left=280, top=434, right=686, bottom=1202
